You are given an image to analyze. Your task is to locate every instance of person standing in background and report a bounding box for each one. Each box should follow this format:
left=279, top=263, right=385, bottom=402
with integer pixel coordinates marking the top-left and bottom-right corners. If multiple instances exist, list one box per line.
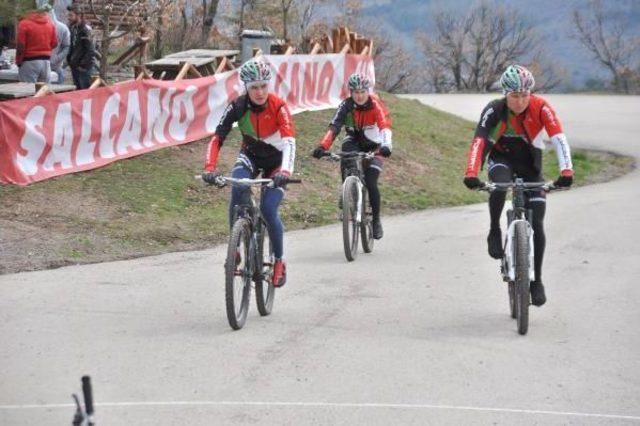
left=66, top=4, right=94, bottom=89
left=15, top=1, right=57, bottom=83
left=49, top=9, right=70, bottom=84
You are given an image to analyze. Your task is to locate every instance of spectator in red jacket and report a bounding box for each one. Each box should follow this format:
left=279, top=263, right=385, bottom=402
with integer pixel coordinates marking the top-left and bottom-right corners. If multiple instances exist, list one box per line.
left=16, top=2, right=57, bottom=83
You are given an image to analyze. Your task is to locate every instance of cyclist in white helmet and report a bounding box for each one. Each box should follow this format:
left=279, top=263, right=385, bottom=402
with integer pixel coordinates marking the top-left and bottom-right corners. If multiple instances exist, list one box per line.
left=463, top=64, right=574, bottom=306
left=312, top=72, right=393, bottom=239
left=202, top=59, right=296, bottom=288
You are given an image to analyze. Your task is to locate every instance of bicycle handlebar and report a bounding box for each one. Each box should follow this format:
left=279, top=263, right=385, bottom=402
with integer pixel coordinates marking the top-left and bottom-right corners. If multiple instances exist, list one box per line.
left=195, top=175, right=302, bottom=187
left=477, top=181, right=558, bottom=192
left=82, top=376, right=94, bottom=416
left=319, top=151, right=376, bottom=161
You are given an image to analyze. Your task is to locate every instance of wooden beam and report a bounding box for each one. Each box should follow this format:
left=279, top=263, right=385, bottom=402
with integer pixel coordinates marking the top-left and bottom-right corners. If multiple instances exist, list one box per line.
left=89, top=77, right=106, bottom=89
left=310, top=43, right=321, bottom=55
left=215, top=57, right=228, bottom=74
left=253, top=48, right=263, bottom=57
left=34, top=84, right=52, bottom=97
left=359, top=45, right=369, bottom=56
left=340, top=43, right=351, bottom=54
left=188, top=63, right=202, bottom=78
left=284, top=46, right=295, bottom=55
left=175, top=61, right=191, bottom=80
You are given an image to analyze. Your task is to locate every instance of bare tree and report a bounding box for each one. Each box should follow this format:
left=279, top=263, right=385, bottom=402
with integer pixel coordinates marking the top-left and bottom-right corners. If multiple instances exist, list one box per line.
left=279, top=0, right=295, bottom=42
left=418, top=2, right=562, bottom=93
left=573, top=0, right=640, bottom=93
left=201, top=0, right=221, bottom=45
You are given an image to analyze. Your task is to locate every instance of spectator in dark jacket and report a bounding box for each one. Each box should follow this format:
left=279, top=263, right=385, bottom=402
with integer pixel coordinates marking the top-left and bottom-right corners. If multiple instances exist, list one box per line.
left=16, top=3, right=57, bottom=83
left=66, top=4, right=94, bottom=89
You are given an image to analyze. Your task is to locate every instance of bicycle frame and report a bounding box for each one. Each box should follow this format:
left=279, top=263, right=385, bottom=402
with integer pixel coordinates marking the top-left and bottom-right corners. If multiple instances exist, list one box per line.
left=483, top=178, right=551, bottom=282
left=326, top=151, right=375, bottom=224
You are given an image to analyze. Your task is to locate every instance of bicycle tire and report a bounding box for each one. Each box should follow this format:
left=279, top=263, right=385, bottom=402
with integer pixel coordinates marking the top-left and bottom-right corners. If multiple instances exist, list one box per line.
left=508, top=281, right=516, bottom=319
left=255, top=219, right=276, bottom=316
left=514, top=221, right=530, bottom=335
left=360, top=187, right=374, bottom=253
left=342, top=176, right=360, bottom=261
left=225, top=218, right=252, bottom=330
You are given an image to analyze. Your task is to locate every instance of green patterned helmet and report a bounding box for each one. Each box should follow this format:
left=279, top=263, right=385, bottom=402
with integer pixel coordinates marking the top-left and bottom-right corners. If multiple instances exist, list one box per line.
left=348, top=73, right=371, bottom=91
left=500, top=65, right=535, bottom=94
left=239, top=59, right=272, bottom=84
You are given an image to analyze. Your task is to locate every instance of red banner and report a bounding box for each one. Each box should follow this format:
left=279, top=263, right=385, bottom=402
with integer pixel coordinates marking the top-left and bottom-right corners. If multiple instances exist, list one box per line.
left=0, top=54, right=374, bottom=185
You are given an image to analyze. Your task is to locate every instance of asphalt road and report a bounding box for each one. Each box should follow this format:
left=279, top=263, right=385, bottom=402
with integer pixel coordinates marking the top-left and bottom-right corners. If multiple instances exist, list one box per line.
left=1, top=95, right=639, bottom=425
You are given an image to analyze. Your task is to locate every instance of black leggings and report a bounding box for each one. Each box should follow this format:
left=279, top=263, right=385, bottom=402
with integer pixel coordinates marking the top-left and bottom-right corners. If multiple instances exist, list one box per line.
left=488, top=162, right=546, bottom=282
left=340, top=137, right=383, bottom=221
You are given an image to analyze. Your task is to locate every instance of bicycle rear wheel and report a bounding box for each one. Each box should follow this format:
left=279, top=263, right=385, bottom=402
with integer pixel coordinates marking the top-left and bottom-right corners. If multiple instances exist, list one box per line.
left=255, top=219, right=275, bottom=316
left=225, top=218, right=252, bottom=330
left=360, top=188, right=374, bottom=253
left=514, top=221, right=530, bottom=335
left=342, top=176, right=360, bottom=261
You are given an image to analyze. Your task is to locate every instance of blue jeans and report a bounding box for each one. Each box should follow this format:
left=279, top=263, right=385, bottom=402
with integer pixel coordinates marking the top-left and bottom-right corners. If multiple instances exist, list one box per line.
left=229, top=164, right=285, bottom=259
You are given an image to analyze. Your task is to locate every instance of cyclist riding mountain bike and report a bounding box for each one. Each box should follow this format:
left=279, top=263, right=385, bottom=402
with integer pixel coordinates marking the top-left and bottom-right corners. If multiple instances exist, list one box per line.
left=202, top=59, right=296, bottom=288
left=312, top=73, right=393, bottom=239
left=463, top=64, right=573, bottom=306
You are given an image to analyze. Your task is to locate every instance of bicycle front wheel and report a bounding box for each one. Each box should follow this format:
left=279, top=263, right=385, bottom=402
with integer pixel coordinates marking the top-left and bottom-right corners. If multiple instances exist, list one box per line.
left=225, top=218, right=252, bottom=330
left=514, top=221, right=530, bottom=335
left=360, top=188, right=374, bottom=253
left=255, top=219, right=275, bottom=316
left=342, top=176, right=360, bottom=261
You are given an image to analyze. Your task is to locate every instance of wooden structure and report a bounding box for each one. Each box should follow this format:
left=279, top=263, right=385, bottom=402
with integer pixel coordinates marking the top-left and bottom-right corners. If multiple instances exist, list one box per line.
left=143, top=50, right=239, bottom=80
left=310, top=27, right=374, bottom=56
left=0, top=83, right=76, bottom=101
left=74, top=0, right=143, bottom=32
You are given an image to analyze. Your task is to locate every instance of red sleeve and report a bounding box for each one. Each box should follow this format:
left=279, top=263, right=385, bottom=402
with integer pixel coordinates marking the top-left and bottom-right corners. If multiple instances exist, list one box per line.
left=204, top=135, right=221, bottom=172
left=277, top=102, right=295, bottom=138
left=465, top=137, right=487, bottom=178
left=371, top=94, right=392, bottom=129
left=15, top=21, right=26, bottom=65
left=540, top=102, right=563, bottom=137
left=319, top=129, right=335, bottom=150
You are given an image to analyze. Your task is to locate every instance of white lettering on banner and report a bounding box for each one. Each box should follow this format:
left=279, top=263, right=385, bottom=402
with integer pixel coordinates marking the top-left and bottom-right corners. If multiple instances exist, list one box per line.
left=100, top=93, right=121, bottom=159
left=16, top=106, right=46, bottom=176
left=76, top=99, right=96, bottom=166
left=169, top=85, right=197, bottom=141
left=143, top=88, right=161, bottom=147
left=205, top=84, right=228, bottom=133
left=43, top=102, right=74, bottom=171
left=116, top=90, right=143, bottom=155
left=155, top=87, right=176, bottom=144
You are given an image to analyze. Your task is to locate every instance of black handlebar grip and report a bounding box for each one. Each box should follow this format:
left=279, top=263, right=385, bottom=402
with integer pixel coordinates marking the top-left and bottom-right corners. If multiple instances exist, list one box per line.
left=82, top=376, right=94, bottom=415
left=287, top=179, right=302, bottom=184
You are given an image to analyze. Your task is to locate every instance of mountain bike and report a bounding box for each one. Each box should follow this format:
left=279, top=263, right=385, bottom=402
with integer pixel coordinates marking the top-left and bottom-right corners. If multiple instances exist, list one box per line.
left=198, top=175, right=300, bottom=330
left=479, top=178, right=560, bottom=335
left=318, top=151, right=375, bottom=261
